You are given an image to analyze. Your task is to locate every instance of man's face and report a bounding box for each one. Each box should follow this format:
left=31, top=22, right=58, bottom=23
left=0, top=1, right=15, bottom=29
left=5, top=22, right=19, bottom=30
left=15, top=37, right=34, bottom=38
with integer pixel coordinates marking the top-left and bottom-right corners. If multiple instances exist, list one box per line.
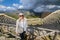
left=19, top=15, right=24, bottom=19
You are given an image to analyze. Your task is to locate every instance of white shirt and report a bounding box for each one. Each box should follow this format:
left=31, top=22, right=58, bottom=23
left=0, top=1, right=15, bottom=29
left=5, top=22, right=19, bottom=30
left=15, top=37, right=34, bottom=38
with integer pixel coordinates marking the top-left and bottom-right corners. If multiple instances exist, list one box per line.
left=16, top=18, right=28, bottom=33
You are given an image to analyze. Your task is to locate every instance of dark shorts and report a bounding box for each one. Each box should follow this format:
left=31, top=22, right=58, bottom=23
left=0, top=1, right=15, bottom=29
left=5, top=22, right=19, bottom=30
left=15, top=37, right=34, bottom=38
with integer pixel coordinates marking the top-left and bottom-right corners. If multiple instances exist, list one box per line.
left=19, top=31, right=27, bottom=40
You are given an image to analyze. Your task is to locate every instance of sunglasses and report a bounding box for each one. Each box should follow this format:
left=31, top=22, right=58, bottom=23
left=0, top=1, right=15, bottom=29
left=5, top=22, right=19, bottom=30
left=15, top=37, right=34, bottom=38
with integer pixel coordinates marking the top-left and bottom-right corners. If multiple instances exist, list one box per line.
left=19, top=15, right=24, bottom=17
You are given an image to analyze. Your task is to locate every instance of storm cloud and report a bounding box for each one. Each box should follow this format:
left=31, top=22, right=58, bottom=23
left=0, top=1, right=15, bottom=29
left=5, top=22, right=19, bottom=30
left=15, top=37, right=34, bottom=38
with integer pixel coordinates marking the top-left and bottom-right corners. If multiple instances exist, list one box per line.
left=20, top=0, right=60, bottom=12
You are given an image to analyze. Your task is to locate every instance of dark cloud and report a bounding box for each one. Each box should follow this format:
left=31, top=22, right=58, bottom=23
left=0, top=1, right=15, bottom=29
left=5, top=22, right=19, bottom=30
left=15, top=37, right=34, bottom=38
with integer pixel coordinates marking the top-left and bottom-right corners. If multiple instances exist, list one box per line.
left=20, top=0, right=60, bottom=12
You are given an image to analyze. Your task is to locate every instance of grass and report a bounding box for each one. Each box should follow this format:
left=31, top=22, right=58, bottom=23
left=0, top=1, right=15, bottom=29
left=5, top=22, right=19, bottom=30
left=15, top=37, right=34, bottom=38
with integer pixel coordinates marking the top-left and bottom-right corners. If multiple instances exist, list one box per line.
left=5, top=13, right=40, bottom=19
left=5, top=13, right=18, bottom=19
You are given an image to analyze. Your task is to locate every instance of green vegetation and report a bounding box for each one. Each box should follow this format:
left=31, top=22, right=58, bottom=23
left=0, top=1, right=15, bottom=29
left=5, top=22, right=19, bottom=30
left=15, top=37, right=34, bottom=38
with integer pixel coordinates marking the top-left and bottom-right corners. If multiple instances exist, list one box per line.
left=26, top=15, right=39, bottom=18
left=5, top=13, right=18, bottom=19
left=5, top=12, right=39, bottom=19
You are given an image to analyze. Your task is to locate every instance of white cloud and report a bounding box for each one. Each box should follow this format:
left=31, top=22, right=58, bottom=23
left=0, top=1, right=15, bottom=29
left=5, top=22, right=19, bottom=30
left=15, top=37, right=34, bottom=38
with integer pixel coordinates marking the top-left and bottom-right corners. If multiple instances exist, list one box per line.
left=13, top=3, right=19, bottom=7
left=0, top=5, right=6, bottom=11
left=46, top=5, right=60, bottom=10
left=13, top=3, right=24, bottom=9
left=33, top=5, right=60, bottom=12
left=18, top=5, right=24, bottom=9
left=46, top=5, right=56, bottom=9
left=0, top=5, right=17, bottom=11
left=34, top=6, right=45, bottom=12
left=57, top=6, right=60, bottom=8
left=6, top=6, right=17, bottom=10
left=0, top=5, right=6, bottom=8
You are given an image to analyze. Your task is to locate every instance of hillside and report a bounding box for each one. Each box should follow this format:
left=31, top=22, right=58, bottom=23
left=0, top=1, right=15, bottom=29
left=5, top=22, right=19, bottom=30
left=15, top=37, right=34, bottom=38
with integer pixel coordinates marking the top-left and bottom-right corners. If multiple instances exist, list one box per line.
left=0, top=10, right=60, bottom=40
left=41, top=10, right=60, bottom=31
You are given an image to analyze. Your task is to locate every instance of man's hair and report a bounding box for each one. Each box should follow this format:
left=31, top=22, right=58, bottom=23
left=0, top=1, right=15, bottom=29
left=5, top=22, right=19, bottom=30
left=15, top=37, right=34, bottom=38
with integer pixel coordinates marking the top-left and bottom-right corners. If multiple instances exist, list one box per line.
left=19, top=13, right=24, bottom=15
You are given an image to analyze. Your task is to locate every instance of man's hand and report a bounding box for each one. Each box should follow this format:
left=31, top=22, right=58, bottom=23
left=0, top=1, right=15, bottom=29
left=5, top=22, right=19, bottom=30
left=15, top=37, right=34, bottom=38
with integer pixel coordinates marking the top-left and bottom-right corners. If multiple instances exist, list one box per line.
left=16, top=33, right=19, bottom=36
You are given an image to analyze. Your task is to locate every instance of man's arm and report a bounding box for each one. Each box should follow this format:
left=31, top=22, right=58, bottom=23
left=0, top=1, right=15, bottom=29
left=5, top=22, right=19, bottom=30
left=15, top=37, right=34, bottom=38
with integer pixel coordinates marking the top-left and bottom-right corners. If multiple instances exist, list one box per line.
left=24, top=19, right=28, bottom=32
left=16, top=20, right=19, bottom=34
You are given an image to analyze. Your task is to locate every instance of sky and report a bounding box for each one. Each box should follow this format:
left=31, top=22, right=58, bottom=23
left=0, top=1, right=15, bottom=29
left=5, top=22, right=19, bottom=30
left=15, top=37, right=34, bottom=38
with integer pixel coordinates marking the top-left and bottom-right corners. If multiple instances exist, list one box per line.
left=0, top=0, right=20, bottom=6
left=0, top=0, right=60, bottom=12
left=0, top=0, right=23, bottom=11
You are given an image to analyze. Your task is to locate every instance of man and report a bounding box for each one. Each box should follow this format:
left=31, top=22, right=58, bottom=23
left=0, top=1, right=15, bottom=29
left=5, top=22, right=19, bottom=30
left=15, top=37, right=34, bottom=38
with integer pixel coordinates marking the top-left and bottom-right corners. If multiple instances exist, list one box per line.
left=16, top=13, right=28, bottom=40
